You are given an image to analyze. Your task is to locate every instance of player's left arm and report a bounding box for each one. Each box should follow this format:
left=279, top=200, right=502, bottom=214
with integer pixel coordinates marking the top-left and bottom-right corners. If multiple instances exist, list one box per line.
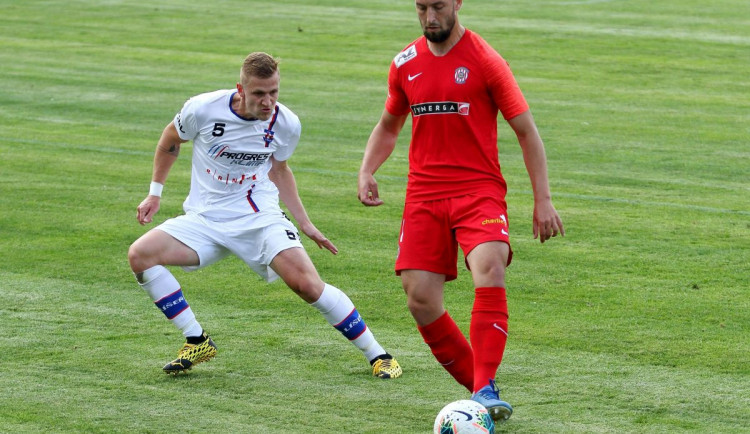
left=508, top=110, right=565, bottom=243
left=268, top=156, right=338, bottom=254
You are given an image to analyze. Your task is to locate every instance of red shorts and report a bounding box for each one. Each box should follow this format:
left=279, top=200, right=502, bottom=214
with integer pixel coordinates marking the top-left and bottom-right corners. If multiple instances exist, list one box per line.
left=395, top=194, right=512, bottom=281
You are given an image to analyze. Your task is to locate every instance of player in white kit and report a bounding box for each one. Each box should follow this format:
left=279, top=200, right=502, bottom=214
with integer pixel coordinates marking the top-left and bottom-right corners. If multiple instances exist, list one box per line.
left=128, top=52, right=401, bottom=378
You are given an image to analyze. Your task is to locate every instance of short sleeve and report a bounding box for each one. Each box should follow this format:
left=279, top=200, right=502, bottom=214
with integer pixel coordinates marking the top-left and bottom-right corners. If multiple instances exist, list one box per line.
left=173, top=97, right=200, bottom=141
left=481, top=46, right=529, bottom=120
left=384, top=62, right=411, bottom=116
left=270, top=111, right=301, bottom=162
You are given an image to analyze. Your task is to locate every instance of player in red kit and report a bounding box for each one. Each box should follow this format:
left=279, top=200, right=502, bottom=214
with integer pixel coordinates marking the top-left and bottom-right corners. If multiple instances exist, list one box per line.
left=358, top=0, right=564, bottom=422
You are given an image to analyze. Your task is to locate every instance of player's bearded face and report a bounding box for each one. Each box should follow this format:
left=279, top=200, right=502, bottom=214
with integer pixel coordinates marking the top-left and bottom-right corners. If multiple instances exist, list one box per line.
left=418, top=1, right=456, bottom=43
left=238, top=71, right=280, bottom=121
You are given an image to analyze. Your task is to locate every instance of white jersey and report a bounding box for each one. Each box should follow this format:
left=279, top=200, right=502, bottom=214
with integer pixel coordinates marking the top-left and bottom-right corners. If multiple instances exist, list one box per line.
left=173, top=89, right=301, bottom=219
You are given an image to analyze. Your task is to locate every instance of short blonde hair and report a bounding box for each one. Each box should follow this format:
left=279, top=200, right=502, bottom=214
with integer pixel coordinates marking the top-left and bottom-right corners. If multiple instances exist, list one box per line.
left=241, top=52, right=279, bottom=83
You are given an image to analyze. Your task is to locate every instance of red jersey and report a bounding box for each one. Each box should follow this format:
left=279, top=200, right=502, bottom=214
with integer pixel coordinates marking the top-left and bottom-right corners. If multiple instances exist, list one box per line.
left=385, top=30, right=529, bottom=203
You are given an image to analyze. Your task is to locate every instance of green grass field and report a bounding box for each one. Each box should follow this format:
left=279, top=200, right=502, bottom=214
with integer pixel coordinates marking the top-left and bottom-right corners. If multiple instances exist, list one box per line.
left=1, top=0, right=748, bottom=432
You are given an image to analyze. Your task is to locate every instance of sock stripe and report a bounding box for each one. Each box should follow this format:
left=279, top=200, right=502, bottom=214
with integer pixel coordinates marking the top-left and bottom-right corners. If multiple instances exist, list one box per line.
left=333, top=308, right=356, bottom=328
left=333, top=308, right=367, bottom=341
left=155, top=288, right=182, bottom=304
left=493, top=322, right=508, bottom=336
left=154, top=288, right=189, bottom=320
left=167, top=306, right=190, bottom=320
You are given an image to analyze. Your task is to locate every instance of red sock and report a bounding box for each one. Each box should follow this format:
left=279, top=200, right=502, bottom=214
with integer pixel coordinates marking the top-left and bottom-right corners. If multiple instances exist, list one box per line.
left=417, top=311, right=474, bottom=392
left=470, top=287, right=509, bottom=393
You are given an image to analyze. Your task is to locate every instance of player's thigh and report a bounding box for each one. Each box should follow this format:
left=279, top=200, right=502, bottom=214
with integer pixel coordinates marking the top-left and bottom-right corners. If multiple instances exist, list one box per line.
left=270, top=247, right=324, bottom=302
left=396, top=200, right=459, bottom=280
left=452, top=194, right=512, bottom=265
left=448, top=194, right=511, bottom=287
left=129, top=227, right=200, bottom=271
left=154, top=214, right=230, bottom=271
left=228, top=212, right=307, bottom=284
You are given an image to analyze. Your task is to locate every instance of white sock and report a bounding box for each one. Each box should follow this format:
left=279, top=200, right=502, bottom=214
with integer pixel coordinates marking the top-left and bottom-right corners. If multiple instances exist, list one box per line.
left=138, top=265, right=203, bottom=338
left=311, top=283, right=386, bottom=362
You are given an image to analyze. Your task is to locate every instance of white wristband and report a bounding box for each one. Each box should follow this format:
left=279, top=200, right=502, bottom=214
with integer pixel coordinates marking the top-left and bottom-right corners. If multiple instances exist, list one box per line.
left=149, top=181, right=164, bottom=197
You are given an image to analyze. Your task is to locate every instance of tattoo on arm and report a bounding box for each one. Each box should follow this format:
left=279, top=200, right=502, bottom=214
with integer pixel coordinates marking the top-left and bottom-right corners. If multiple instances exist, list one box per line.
left=158, top=143, right=180, bottom=157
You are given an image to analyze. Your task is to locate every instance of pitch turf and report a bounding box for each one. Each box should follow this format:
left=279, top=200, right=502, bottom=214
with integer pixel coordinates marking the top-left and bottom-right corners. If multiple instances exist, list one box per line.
left=1, top=0, right=748, bottom=432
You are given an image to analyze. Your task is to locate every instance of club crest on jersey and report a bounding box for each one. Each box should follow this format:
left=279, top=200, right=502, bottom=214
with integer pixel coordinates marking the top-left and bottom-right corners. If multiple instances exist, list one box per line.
left=263, top=106, right=280, bottom=147
left=394, top=45, right=417, bottom=68
left=263, top=128, right=275, bottom=147
left=454, top=67, right=469, bottom=84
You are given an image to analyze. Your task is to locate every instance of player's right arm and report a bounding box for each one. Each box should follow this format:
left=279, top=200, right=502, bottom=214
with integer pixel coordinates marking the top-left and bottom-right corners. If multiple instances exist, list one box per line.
left=358, top=109, right=408, bottom=206
left=136, top=122, right=187, bottom=225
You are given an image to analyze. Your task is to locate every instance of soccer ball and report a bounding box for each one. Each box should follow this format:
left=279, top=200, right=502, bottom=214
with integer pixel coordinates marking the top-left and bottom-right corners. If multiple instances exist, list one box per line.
left=433, top=399, right=495, bottom=434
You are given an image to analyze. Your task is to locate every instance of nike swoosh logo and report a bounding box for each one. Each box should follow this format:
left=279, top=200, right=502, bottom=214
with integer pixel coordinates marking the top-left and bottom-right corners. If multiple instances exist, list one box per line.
left=452, top=410, right=473, bottom=421
left=408, top=72, right=423, bottom=81
left=493, top=323, right=508, bottom=336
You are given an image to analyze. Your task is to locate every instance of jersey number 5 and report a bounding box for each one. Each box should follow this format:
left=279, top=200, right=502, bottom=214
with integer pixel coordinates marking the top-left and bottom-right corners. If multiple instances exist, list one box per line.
left=212, top=123, right=226, bottom=137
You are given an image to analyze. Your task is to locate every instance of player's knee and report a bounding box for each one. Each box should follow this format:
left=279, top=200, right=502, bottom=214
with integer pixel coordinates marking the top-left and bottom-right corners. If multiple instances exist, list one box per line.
left=472, top=263, right=506, bottom=287
left=288, top=276, right=324, bottom=303
left=406, top=292, right=437, bottom=316
left=127, top=241, right=154, bottom=273
left=406, top=295, right=444, bottom=326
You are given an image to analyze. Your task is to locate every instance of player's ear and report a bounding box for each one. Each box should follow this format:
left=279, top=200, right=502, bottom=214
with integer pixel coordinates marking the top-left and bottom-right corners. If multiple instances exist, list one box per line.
left=455, top=0, right=462, bottom=11
left=236, top=82, right=243, bottom=94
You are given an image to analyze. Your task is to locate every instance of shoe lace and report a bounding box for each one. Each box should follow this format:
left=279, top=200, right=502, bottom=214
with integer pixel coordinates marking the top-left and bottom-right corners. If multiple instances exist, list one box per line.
left=478, top=379, right=500, bottom=399
left=377, top=359, right=394, bottom=371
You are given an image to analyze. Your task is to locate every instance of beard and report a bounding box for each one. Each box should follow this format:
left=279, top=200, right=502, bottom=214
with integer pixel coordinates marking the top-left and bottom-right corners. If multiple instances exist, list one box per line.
left=424, top=27, right=452, bottom=43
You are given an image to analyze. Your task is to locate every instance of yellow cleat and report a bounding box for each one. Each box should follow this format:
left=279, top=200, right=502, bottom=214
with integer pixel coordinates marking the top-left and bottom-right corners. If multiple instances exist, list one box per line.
left=372, top=355, right=402, bottom=379
left=163, top=332, right=217, bottom=375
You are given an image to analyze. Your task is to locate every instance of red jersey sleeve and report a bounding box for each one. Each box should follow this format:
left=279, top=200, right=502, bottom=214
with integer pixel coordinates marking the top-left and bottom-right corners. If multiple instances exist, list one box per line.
left=480, top=43, right=529, bottom=120
left=385, top=61, right=411, bottom=116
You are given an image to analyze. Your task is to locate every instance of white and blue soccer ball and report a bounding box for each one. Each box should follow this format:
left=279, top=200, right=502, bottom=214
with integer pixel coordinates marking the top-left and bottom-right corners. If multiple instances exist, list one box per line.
left=433, top=399, right=495, bottom=434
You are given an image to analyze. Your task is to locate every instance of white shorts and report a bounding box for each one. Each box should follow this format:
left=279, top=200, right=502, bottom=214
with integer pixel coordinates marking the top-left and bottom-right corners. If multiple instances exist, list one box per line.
left=156, top=210, right=303, bottom=282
